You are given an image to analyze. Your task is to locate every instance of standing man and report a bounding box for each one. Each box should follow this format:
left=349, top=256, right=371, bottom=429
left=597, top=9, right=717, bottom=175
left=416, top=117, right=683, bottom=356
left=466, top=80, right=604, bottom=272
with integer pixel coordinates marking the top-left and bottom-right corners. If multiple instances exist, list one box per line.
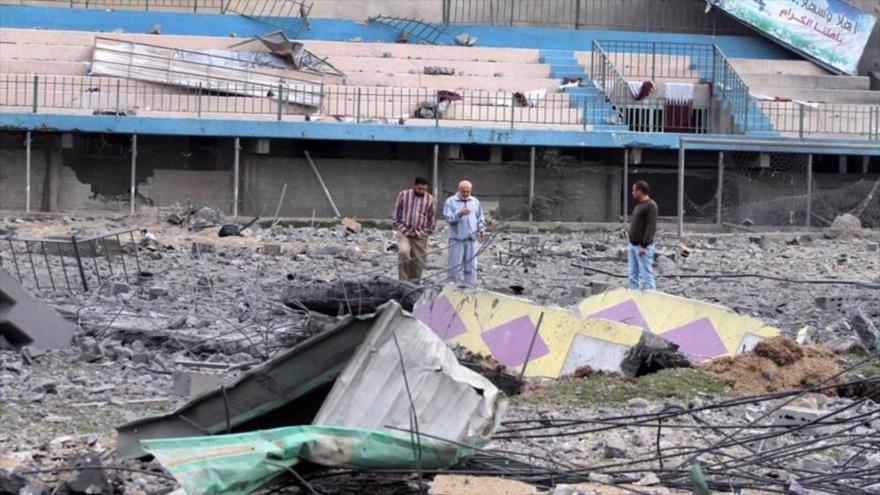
left=628, top=180, right=658, bottom=291
left=393, top=176, right=436, bottom=282
left=444, top=180, right=485, bottom=289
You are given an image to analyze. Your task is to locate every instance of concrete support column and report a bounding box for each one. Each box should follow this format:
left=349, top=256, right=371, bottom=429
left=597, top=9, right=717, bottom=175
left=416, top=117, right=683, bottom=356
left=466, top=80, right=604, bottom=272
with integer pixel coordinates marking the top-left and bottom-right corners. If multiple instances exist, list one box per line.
left=716, top=151, right=724, bottom=225
left=677, top=140, right=685, bottom=239
left=806, top=154, right=813, bottom=228
left=233, top=137, right=240, bottom=217
left=838, top=155, right=847, bottom=174
left=622, top=148, right=629, bottom=223
left=130, top=134, right=137, bottom=216
left=25, top=131, right=32, bottom=213
left=432, top=144, right=439, bottom=209
left=862, top=156, right=869, bottom=174
left=528, top=146, right=536, bottom=223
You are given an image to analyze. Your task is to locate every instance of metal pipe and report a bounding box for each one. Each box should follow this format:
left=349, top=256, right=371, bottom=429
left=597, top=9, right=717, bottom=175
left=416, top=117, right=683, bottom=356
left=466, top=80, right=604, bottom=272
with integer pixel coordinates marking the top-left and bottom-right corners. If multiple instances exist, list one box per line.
left=130, top=134, right=137, bottom=216
left=25, top=131, right=31, bottom=213
left=304, top=150, right=341, bottom=218
left=677, top=139, right=685, bottom=239
left=622, top=148, right=628, bottom=223
left=233, top=137, right=240, bottom=217
left=806, top=154, right=813, bottom=228
left=679, top=137, right=880, bottom=150
left=528, top=146, right=536, bottom=223
left=716, top=151, right=724, bottom=225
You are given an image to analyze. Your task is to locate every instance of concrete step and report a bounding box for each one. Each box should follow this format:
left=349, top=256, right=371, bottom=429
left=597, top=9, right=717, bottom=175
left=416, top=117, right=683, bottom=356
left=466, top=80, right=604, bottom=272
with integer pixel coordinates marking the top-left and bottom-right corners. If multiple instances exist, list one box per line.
left=740, top=73, right=870, bottom=91
left=729, top=58, right=829, bottom=76
left=749, top=87, right=880, bottom=104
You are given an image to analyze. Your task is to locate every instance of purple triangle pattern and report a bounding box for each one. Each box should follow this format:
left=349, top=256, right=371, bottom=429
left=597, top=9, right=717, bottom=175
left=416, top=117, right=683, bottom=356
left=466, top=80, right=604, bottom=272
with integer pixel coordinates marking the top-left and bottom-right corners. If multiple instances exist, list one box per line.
left=412, top=295, right=467, bottom=341
left=480, top=315, right=550, bottom=368
left=660, top=317, right=727, bottom=362
left=588, top=299, right=650, bottom=331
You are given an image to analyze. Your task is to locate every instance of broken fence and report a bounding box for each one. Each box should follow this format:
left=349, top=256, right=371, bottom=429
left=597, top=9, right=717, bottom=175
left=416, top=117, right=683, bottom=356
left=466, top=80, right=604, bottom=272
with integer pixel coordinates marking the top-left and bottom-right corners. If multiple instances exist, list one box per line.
left=0, top=227, right=143, bottom=293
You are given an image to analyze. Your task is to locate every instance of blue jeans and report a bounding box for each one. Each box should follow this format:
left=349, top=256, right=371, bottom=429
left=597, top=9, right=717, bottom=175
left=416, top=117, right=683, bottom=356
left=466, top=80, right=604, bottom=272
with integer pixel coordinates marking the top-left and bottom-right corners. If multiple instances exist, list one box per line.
left=448, top=238, right=478, bottom=288
left=627, top=243, right=655, bottom=291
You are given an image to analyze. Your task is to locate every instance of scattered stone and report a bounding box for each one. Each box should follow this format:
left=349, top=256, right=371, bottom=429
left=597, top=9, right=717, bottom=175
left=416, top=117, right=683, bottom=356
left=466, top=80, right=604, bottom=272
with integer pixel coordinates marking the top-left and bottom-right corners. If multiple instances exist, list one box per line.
left=172, top=370, right=226, bottom=398
left=826, top=213, right=862, bottom=239
left=110, top=282, right=130, bottom=295
left=848, top=308, right=879, bottom=352
left=148, top=286, right=168, bottom=300
left=191, top=241, right=216, bottom=255
left=0, top=471, right=27, bottom=494
left=148, top=23, right=161, bottom=34
left=627, top=397, right=649, bottom=409
left=66, top=452, right=111, bottom=495
left=262, top=243, right=283, bottom=256
left=341, top=217, right=361, bottom=233
left=31, top=379, right=58, bottom=394
left=867, top=242, right=879, bottom=252
left=587, top=472, right=614, bottom=484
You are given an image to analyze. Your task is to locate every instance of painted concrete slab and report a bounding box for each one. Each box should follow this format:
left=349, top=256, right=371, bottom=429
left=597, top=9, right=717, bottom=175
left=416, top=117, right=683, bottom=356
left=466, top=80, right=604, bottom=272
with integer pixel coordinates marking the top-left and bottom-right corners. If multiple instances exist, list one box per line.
left=577, top=289, right=780, bottom=361
left=560, top=333, right=633, bottom=375
left=413, top=285, right=643, bottom=378
left=0, top=266, right=75, bottom=349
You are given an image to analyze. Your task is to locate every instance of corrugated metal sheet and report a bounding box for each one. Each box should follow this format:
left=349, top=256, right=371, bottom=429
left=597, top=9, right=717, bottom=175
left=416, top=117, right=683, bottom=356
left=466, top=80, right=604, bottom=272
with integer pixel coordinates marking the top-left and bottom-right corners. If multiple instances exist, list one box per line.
left=313, top=302, right=505, bottom=446
left=90, top=38, right=323, bottom=107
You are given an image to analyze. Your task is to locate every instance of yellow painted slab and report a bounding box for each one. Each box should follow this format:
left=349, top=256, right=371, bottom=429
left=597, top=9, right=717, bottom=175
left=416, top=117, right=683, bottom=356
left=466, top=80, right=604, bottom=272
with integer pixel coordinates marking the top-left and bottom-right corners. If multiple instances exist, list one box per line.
left=413, top=286, right=643, bottom=378
left=577, top=289, right=779, bottom=359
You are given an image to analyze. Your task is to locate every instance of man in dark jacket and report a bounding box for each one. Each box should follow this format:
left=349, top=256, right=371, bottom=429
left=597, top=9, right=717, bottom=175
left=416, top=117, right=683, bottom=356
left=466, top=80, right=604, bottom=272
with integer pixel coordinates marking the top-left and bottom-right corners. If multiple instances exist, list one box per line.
left=628, top=180, right=658, bottom=291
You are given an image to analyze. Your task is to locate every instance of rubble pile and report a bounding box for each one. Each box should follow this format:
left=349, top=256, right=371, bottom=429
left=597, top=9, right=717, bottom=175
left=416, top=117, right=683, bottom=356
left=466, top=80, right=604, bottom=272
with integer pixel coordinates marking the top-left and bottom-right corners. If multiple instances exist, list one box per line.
left=0, top=211, right=878, bottom=494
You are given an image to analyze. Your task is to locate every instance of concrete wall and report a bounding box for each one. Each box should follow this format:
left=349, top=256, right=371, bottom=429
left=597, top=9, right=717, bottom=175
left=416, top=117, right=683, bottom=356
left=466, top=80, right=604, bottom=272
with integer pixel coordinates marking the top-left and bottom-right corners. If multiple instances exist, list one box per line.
left=0, top=133, right=234, bottom=213
left=310, top=0, right=442, bottom=22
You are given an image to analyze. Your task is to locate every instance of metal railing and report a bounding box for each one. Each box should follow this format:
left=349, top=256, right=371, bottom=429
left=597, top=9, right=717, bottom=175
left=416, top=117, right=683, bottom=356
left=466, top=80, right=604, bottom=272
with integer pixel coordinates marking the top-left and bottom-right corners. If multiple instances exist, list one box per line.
left=1, top=74, right=594, bottom=128
left=594, top=40, right=714, bottom=81
left=711, top=46, right=751, bottom=134
left=443, top=0, right=749, bottom=35
left=1, top=228, right=143, bottom=293
left=590, top=40, right=753, bottom=134
left=753, top=102, right=880, bottom=141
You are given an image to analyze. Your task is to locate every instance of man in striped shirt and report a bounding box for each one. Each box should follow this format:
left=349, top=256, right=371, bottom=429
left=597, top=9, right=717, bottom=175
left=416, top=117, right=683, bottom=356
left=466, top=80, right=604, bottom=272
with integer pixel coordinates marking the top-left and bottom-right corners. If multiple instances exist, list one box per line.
left=393, top=177, right=436, bottom=282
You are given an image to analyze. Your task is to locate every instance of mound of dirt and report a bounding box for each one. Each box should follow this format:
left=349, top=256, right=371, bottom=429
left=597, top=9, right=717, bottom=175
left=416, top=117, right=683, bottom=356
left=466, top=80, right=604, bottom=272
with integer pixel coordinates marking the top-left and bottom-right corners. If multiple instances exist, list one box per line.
left=754, top=336, right=805, bottom=366
left=702, top=337, right=840, bottom=395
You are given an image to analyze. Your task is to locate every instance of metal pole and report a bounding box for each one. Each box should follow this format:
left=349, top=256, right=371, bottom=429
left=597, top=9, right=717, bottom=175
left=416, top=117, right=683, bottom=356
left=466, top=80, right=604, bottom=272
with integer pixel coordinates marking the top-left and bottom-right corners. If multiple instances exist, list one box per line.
left=25, top=131, right=31, bottom=213
left=432, top=144, right=439, bottom=210
left=806, top=154, right=813, bottom=228
left=304, top=150, right=341, bottom=218
left=130, top=134, right=137, bottom=216
left=622, top=148, right=628, bottom=223
left=716, top=151, right=724, bottom=225
left=677, top=140, right=685, bottom=239
left=528, top=146, right=536, bottom=223
left=233, top=137, right=240, bottom=217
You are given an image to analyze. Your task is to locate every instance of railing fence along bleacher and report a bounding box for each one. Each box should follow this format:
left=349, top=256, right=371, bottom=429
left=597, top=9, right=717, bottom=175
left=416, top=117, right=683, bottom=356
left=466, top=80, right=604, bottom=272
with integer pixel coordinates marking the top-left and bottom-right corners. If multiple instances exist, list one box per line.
left=443, top=0, right=748, bottom=35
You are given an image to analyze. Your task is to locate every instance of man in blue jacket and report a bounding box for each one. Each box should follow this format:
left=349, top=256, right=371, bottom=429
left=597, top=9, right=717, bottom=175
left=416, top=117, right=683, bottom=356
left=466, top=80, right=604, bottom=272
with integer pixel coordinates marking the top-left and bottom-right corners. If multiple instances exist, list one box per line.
left=443, top=180, right=485, bottom=289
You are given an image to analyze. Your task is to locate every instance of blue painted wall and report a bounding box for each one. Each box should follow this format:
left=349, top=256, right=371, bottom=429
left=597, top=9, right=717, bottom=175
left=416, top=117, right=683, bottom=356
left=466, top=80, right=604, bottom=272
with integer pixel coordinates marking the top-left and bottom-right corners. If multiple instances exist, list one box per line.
left=3, top=113, right=877, bottom=155
left=0, top=5, right=796, bottom=59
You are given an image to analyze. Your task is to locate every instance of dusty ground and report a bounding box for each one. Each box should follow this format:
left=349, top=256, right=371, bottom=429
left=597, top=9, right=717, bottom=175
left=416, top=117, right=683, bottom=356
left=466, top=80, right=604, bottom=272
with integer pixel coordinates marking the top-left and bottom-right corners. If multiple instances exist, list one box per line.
left=1, top=210, right=878, bottom=494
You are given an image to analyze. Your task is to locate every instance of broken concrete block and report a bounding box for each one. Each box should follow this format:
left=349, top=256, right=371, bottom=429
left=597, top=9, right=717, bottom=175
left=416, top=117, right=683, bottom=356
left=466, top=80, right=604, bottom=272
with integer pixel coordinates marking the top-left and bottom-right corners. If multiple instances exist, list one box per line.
left=66, top=452, right=111, bottom=495
left=815, top=295, right=845, bottom=311
left=340, top=217, right=361, bottom=233
left=262, top=243, right=283, bottom=256
left=867, top=242, right=879, bottom=253
left=111, top=282, right=130, bottom=295
left=848, top=308, right=879, bottom=352
left=0, top=471, right=27, bottom=494
left=191, top=241, right=216, bottom=256
left=826, top=214, right=862, bottom=238
left=774, top=405, right=823, bottom=432
left=148, top=286, right=168, bottom=300
left=172, top=371, right=226, bottom=398
left=604, top=436, right=627, bottom=458
left=1, top=267, right=76, bottom=350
